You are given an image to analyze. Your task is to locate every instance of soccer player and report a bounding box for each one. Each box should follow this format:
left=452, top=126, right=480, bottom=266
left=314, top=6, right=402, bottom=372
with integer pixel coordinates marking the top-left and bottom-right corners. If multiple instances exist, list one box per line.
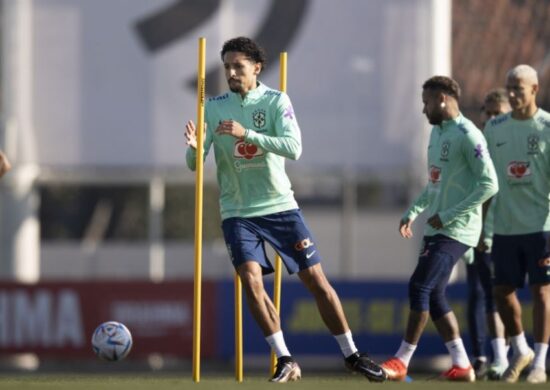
left=381, top=76, right=498, bottom=382
left=484, top=64, right=550, bottom=384
left=466, top=88, right=511, bottom=380
left=0, top=150, right=11, bottom=178
left=184, top=37, right=386, bottom=383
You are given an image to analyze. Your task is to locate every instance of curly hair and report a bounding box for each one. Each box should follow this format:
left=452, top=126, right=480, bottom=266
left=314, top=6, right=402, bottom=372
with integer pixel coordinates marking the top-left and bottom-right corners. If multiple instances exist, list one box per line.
left=422, top=76, right=461, bottom=101
left=221, top=37, right=267, bottom=71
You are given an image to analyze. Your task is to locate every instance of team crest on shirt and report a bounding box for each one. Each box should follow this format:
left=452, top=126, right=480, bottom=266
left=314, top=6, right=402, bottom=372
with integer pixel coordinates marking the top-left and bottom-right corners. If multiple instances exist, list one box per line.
left=234, top=139, right=263, bottom=160
left=252, top=109, right=266, bottom=129
left=429, top=165, right=442, bottom=183
left=507, top=161, right=531, bottom=178
left=440, top=141, right=450, bottom=161
left=528, top=134, right=540, bottom=155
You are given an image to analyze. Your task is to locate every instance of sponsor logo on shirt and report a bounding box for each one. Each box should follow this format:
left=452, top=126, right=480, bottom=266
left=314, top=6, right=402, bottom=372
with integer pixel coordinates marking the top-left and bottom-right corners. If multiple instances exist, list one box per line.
left=489, top=115, right=509, bottom=126
left=208, top=93, right=229, bottom=102
left=528, top=134, right=540, bottom=155
left=429, top=165, right=442, bottom=183
left=252, top=109, right=266, bottom=129
left=234, top=140, right=263, bottom=160
left=507, top=161, right=531, bottom=178
left=264, top=90, right=281, bottom=97
left=294, top=237, right=314, bottom=251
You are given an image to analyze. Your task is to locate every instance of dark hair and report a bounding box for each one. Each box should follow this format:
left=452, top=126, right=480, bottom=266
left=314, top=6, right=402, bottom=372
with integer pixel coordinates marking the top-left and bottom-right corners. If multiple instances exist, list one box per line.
left=221, top=37, right=267, bottom=71
left=422, top=76, right=461, bottom=101
left=482, top=88, right=509, bottom=108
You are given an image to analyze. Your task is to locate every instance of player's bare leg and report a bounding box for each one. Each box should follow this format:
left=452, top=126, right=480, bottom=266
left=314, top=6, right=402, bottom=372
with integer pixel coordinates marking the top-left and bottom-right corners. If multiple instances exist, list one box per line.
left=495, top=285, right=534, bottom=382
left=433, top=311, right=460, bottom=342
left=298, top=263, right=348, bottom=334
left=298, top=263, right=386, bottom=382
left=404, top=310, right=429, bottom=344
left=237, top=261, right=280, bottom=336
left=237, top=261, right=301, bottom=383
left=526, top=283, right=550, bottom=383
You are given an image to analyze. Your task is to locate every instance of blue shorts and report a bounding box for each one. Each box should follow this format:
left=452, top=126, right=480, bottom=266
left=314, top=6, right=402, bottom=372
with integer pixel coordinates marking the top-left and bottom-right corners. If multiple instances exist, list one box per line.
left=492, top=232, right=550, bottom=288
left=409, top=234, right=469, bottom=318
left=221, top=209, right=322, bottom=275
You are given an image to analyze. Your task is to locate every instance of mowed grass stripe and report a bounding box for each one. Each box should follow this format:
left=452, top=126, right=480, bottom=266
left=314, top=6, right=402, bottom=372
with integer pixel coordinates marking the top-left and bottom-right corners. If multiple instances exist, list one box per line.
left=0, top=374, right=530, bottom=390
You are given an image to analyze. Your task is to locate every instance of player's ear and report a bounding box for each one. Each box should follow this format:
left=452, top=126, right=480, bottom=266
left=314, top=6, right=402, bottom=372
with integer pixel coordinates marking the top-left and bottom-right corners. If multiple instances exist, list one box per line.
left=532, top=83, right=539, bottom=95
left=254, top=62, right=262, bottom=75
left=439, top=93, right=447, bottom=109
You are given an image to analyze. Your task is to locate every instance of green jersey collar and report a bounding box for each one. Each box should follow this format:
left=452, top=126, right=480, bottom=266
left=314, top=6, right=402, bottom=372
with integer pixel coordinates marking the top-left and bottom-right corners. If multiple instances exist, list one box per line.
left=231, top=81, right=267, bottom=103
left=438, top=113, right=464, bottom=131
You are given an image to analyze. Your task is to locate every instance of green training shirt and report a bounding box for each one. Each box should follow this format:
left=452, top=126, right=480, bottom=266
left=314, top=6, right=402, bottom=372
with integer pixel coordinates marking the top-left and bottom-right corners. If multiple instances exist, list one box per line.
left=404, top=114, right=499, bottom=247
left=186, top=82, right=301, bottom=220
left=484, top=109, right=550, bottom=235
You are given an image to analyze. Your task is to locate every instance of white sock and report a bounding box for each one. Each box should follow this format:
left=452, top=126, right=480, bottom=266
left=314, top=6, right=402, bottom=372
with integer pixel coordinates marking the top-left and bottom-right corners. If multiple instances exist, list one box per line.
left=334, top=331, right=358, bottom=358
left=533, top=343, right=548, bottom=369
left=445, top=338, right=470, bottom=368
left=395, top=340, right=417, bottom=367
left=510, top=332, right=531, bottom=356
left=491, top=337, right=508, bottom=365
left=265, top=331, right=291, bottom=358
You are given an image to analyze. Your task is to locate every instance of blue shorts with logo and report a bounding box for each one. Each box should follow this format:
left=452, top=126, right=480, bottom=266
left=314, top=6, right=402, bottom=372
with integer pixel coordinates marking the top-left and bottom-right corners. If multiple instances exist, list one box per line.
left=492, top=232, right=550, bottom=287
left=221, top=209, right=322, bottom=275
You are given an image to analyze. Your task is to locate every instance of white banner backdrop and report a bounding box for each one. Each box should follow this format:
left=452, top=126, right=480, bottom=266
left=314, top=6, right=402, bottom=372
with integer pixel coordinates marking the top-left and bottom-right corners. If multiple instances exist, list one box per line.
left=30, top=0, right=448, bottom=171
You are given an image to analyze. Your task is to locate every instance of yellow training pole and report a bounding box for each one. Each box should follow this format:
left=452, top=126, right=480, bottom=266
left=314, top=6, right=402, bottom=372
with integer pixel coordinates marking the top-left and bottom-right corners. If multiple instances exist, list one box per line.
left=270, top=51, right=287, bottom=375
left=192, top=37, right=206, bottom=383
left=235, top=273, right=243, bottom=382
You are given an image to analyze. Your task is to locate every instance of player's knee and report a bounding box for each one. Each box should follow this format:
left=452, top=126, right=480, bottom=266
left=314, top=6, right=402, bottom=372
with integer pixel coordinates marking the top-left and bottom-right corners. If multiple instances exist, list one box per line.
left=240, top=273, right=264, bottom=296
left=530, top=284, right=550, bottom=304
left=409, top=282, right=430, bottom=312
left=429, top=291, right=450, bottom=320
left=493, top=285, right=515, bottom=302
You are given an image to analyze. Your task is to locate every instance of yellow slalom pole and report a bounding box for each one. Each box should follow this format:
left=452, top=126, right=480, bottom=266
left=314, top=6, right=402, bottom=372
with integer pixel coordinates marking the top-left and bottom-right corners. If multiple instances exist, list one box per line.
left=235, top=273, right=243, bottom=382
left=192, top=37, right=206, bottom=383
left=270, top=51, right=287, bottom=376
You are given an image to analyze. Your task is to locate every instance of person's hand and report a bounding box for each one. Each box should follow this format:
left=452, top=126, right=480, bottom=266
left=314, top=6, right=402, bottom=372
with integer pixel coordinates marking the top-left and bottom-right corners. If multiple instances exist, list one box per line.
left=215, top=120, right=246, bottom=139
left=185, top=120, right=206, bottom=149
left=399, top=218, right=414, bottom=238
left=427, top=214, right=443, bottom=229
left=0, top=151, right=12, bottom=178
left=476, top=232, right=488, bottom=252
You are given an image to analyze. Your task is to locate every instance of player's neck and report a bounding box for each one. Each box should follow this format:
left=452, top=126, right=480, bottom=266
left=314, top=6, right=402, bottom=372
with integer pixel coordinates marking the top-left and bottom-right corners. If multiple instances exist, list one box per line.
left=512, top=104, right=538, bottom=120
left=443, top=106, right=460, bottom=122
left=238, top=80, right=259, bottom=98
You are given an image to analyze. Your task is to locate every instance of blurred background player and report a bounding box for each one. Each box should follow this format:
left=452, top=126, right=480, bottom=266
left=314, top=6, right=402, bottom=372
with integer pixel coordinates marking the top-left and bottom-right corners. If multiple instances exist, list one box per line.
left=465, top=88, right=511, bottom=380
left=381, top=76, right=498, bottom=382
left=184, top=37, right=386, bottom=383
left=484, top=64, right=550, bottom=384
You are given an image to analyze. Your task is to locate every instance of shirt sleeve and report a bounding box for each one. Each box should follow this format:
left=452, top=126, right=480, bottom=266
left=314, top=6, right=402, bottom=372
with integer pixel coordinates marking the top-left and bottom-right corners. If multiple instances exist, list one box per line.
left=402, top=185, right=430, bottom=221
left=438, top=130, right=499, bottom=225
left=243, top=93, right=302, bottom=160
left=186, top=108, right=214, bottom=171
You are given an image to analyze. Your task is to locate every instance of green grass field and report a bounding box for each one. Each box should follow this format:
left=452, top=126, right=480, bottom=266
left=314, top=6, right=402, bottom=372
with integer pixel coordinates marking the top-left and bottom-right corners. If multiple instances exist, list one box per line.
left=0, top=373, right=539, bottom=390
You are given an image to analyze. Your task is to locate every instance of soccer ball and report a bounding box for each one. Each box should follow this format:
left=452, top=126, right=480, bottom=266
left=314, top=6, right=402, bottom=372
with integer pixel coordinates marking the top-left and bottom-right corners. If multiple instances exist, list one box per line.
left=91, top=321, right=133, bottom=361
